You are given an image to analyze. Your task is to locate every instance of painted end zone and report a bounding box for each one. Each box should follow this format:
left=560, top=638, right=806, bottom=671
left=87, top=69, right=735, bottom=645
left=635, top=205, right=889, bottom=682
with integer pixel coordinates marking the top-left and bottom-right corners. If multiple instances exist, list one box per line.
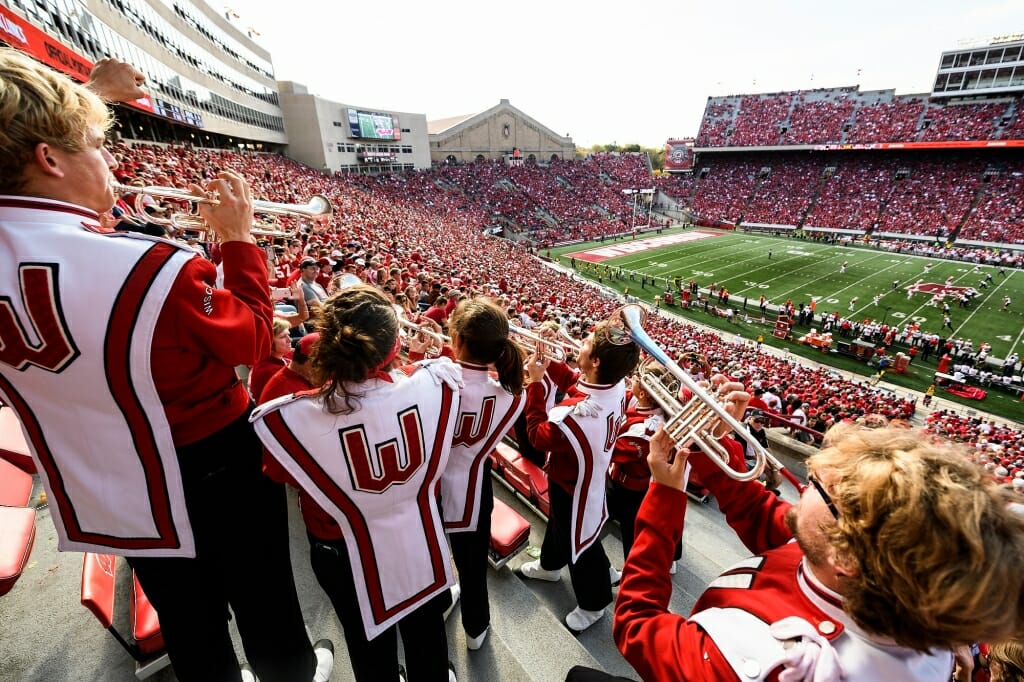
left=565, top=231, right=720, bottom=262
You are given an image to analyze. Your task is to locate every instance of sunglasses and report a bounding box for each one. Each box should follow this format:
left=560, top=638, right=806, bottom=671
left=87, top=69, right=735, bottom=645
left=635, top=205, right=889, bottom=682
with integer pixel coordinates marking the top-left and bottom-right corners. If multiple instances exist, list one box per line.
left=807, top=473, right=840, bottom=520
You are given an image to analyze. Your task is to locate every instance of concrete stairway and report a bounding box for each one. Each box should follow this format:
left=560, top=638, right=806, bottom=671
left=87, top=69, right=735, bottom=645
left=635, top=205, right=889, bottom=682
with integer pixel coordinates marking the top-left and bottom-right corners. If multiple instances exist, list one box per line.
left=1, top=443, right=806, bottom=682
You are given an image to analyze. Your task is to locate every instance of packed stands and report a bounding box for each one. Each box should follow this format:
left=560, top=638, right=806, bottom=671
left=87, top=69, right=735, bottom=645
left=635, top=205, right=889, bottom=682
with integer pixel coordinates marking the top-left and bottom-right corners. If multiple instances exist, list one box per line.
left=845, top=96, right=926, bottom=144
left=780, top=91, right=856, bottom=146
left=959, top=158, right=1024, bottom=243
left=695, top=87, right=1023, bottom=147
left=111, top=143, right=990, bottom=435
left=728, top=94, right=791, bottom=147
left=662, top=150, right=1024, bottom=243
left=920, top=101, right=1011, bottom=142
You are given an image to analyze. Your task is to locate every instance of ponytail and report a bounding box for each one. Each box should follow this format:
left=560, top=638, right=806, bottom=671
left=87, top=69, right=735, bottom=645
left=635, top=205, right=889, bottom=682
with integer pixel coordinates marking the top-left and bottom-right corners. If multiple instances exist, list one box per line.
left=494, top=338, right=525, bottom=395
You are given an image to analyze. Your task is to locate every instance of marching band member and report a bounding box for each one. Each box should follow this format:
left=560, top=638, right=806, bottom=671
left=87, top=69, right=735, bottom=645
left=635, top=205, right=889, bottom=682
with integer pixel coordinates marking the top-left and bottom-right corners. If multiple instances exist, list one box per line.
left=518, top=321, right=640, bottom=633
left=0, top=50, right=331, bottom=681
left=251, top=284, right=463, bottom=681
left=442, top=299, right=527, bottom=650
left=614, top=419, right=1024, bottom=681
left=512, top=323, right=578, bottom=467
left=605, top=362, right=681, bottom=571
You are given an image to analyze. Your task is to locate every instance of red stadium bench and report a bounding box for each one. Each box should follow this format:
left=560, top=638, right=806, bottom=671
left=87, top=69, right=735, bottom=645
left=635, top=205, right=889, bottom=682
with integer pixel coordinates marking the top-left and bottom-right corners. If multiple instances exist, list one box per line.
left=493, top=441, right=521, bottom=472
left=0, top=456, right=33, bottom=507
left=502, top=452, right=544, bottom=502
left=529, top=471, right=550, bottom=517
left=488, top=498, right=531, bottom=570
left=0, top=506, right=35, bottom=597
left=131, top=574, right=164, bottom=656
left=0, top=406, right=35, bottom=475
left=491, top=442, right=551, bottom=520
left=496, top=445, right=551, bottom=519
left=81, top=553, right=168, bottom=679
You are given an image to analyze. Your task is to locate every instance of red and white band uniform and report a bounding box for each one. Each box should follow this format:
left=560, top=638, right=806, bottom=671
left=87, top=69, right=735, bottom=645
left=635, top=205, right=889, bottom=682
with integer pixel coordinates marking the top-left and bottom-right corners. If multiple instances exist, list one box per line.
left=0, top=196, right=317, bottom=680
left=443, top=362, right=525, bottom=533
left=606, top=398, right=670, bottom=561
left=0, top=198, right=193, bottom=555
left=525, top=359, right=627, bottom=610
left=614, top=436, right=953, bottom=682
left=251, top=361, right=460, bottom=640
left=443, top=361, right=525, bottom=640
left=513, top=364, right=576, bottom=467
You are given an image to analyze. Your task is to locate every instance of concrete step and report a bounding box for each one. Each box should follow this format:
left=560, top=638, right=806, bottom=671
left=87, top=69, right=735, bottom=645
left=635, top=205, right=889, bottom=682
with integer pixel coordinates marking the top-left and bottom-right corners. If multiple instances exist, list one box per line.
left=0, top=468, right=798, bottom=681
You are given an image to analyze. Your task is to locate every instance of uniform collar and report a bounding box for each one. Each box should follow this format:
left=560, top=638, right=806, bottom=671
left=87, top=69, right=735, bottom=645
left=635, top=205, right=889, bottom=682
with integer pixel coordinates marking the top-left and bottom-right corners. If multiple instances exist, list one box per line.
left=0, top=195, right=100, bottom=221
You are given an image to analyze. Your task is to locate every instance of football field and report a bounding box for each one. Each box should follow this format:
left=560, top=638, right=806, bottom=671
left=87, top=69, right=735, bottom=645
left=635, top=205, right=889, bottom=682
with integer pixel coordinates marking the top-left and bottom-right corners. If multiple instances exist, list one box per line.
left=552, top=230, right=1024, bottom=360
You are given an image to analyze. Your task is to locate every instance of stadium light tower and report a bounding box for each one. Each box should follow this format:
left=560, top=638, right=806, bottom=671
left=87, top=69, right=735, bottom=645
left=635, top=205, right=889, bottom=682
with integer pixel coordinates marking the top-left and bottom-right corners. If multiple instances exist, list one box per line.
left=641, top=188, right=655, bottom=229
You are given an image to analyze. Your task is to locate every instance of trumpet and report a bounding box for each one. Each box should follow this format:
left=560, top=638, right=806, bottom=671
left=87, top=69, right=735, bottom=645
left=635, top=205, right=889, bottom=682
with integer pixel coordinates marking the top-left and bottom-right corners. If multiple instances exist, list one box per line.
left=613, top=304, right=801, bottom=490
left=509, top=324, right=570, bottom=363
left=556, top=326, right=582, bottom=353
left=398, top=317, right=450, bottom=357
left=112, top=182, right=332, bottom=240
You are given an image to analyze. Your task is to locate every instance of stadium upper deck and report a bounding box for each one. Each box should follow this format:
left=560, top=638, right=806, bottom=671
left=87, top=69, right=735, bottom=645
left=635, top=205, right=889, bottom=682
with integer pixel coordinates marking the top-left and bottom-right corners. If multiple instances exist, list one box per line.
left=694, top=87, right=1024, bottom=149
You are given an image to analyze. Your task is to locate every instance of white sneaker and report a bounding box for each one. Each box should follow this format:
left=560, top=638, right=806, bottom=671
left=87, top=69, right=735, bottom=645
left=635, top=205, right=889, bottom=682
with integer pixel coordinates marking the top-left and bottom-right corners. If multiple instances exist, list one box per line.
left=466, top=625, right=489, bottom=651
left=519, top=559, right=561, bottom=582
left=609, top=566, right=622, bottom=587
left=312, top=639, right=334, bottom=682
left=240, top=664, right=258, bottom=682
left=443, top=583, right=461, bottom=621
left=669, top=561, right=678, bottom=575
left=449, top=661, right=457, bottom=682
left=565, top=606, right=605, bottom=633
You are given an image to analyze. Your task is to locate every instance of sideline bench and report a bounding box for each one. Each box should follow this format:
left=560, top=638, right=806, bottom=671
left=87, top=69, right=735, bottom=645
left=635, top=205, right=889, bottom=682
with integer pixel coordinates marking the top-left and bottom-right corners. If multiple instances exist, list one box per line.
left=81, top=553, right=169, bottom=679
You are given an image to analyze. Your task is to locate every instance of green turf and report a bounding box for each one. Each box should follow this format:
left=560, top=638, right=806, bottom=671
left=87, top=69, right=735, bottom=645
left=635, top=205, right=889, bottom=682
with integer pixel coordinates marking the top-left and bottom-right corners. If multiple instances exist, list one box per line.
left=549, top=230, right=1024, bottom=423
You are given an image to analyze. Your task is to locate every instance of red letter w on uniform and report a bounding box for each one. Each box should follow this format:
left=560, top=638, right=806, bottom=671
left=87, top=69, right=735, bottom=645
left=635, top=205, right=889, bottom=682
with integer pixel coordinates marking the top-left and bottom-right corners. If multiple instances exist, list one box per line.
left=0, top=264, right=79, bottom=372
left=341, top=408, right=426, bottom=493
left=452, top=396, right=495, bottom=448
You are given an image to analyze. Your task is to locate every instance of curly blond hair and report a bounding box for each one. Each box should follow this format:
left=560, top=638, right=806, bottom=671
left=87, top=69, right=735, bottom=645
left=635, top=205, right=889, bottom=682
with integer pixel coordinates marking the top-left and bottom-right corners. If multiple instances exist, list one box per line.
left=0, top=48, right=111, bottom=194
left=809, top=424, right=1024, bottom=651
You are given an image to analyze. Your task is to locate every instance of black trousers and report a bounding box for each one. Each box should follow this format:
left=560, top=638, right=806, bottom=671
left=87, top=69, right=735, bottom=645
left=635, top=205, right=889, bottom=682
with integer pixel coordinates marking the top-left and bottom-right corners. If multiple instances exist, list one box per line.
left=514, top=412, right=548, bottom=467
left=448, top=474, right=494, bottom=638
left=309, top=533, right=450, bottom=682
left=128, top=410, right=314, bottom=682
left=606, top=480, right=682, bottom=563
left=540, top=483, right=612, bottom=611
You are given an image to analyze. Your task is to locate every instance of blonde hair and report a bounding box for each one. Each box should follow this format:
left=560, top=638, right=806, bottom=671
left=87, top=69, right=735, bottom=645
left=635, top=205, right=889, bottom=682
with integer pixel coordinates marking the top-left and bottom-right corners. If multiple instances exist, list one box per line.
left=991, top=640, right=1024, bottom=682
left=272, top=317, right=291, bottom=336
left=0, top=47, right=111, bottom=194
left=809, top=424, right=1024, bottom=651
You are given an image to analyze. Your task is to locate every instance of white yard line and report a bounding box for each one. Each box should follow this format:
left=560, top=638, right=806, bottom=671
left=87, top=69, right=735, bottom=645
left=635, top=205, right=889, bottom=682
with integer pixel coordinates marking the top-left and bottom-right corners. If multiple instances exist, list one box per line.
left=952, top=269, right=1013, bottom=336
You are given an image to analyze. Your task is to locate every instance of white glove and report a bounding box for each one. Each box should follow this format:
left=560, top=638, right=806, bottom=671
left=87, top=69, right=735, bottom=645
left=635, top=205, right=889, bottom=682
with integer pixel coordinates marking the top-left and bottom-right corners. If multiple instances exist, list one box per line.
left=418, top=357, right=464, bottom=391
left=572, top=398, right=601, bottom=418
left=769, top=617, right=845, bottom=682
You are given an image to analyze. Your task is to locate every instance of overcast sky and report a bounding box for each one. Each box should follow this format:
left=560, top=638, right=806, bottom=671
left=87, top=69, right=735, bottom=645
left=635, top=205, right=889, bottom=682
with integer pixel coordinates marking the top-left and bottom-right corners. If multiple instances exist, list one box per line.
left=223, top=0, right=1023, bottom=148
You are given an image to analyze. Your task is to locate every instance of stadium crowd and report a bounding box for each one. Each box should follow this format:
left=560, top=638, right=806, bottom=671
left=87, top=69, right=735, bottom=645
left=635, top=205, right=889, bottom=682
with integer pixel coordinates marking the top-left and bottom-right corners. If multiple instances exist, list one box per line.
left=106, top=142, right=1024, bottom=451
left=659, top=150, right=1024, bottom=244
left=694, top=87, right=1023, bottom=147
